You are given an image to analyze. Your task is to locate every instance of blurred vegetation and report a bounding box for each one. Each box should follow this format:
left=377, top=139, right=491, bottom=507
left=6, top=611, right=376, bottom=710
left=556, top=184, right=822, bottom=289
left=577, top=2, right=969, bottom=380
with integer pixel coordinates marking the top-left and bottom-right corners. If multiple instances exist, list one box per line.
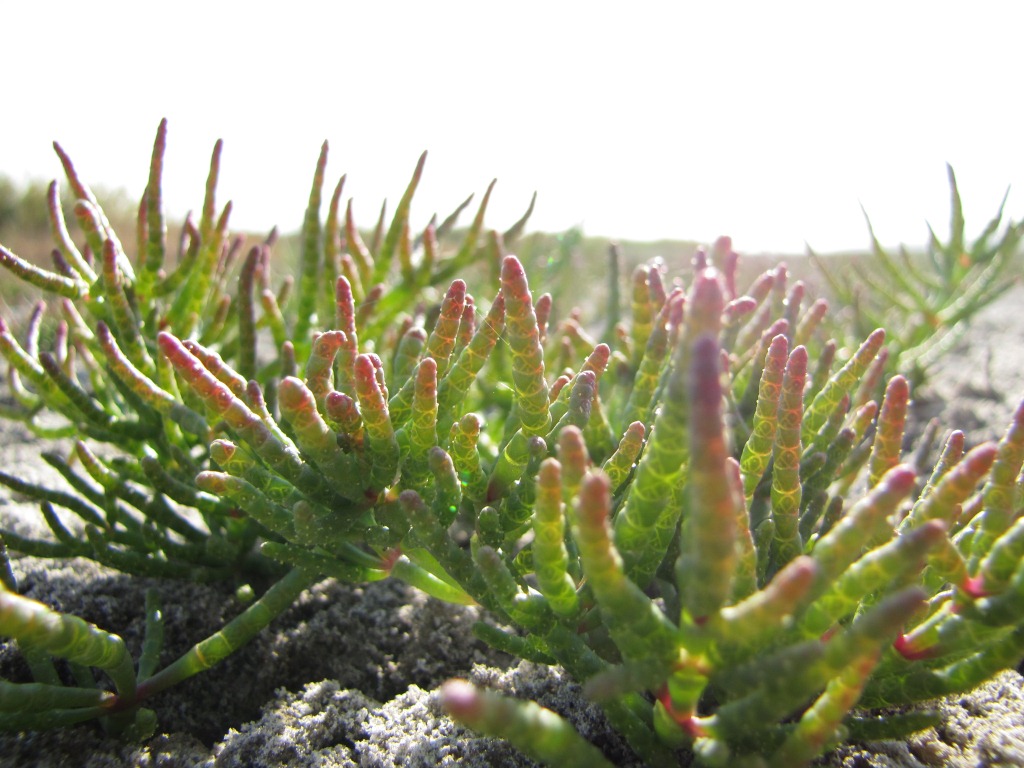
left=0, top=176, right=54, bottom=234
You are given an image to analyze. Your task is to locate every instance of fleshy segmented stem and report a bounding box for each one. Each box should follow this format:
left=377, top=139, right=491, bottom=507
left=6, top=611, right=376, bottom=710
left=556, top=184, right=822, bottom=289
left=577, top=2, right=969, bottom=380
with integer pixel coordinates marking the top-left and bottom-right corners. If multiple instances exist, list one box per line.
left=501, top=256, right=549, bottom=436
left=769, top=345, right=807, bottom=572
left=679, top=333, right=738, bottom=621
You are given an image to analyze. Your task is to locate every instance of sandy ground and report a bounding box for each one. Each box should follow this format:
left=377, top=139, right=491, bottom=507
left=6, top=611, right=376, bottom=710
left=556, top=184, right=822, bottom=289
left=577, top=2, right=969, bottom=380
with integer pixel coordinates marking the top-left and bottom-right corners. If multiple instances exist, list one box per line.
left=1, top=286, right=1023, bottom=767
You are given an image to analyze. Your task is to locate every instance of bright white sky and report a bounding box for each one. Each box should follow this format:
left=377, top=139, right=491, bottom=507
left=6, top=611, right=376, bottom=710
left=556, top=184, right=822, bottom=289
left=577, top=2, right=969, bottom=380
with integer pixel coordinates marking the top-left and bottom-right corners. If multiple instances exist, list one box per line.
left=4, top=2, right=1022, bottom=254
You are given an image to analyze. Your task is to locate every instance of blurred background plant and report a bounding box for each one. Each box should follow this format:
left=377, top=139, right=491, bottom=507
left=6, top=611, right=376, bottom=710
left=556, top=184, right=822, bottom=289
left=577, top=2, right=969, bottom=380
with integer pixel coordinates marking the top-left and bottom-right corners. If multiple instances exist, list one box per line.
left=811, top=165, right=1023, bottom=387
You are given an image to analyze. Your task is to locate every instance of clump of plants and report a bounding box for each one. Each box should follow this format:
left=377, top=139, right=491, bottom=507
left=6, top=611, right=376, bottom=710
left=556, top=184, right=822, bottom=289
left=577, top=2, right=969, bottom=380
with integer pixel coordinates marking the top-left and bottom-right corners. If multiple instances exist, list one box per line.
left=1, top=121, right=1023, bottom=767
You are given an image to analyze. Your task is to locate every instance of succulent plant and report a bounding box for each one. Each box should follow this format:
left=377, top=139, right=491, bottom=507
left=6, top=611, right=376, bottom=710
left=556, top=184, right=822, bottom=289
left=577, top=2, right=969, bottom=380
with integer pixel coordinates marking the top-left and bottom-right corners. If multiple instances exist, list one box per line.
left=0, top=119, right=531, bottom=734
left=2, top=122, right=1024, bottom=767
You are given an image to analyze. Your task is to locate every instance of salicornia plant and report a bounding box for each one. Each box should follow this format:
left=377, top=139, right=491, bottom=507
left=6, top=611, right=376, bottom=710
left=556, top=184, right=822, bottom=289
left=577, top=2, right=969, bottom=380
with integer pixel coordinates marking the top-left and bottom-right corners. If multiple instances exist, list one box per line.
left=0, top=119, right=529, bottom=586
left=435, top=264, right=1024, bottom=766
left=1, top=121, right=1023, bottom=767
left=0, top=119, right=531, bottom=733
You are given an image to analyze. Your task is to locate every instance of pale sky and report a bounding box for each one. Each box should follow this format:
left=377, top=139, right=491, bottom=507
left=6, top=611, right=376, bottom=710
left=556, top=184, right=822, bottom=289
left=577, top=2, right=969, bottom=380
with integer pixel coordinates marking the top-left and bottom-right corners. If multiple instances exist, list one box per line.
left=4, top=2, right=1022, bottom=254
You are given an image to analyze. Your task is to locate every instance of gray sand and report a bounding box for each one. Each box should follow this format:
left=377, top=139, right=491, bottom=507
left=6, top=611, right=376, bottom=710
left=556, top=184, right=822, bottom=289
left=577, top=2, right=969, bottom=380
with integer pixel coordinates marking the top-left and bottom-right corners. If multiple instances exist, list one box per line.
left=2, top=286, right=1024, bottom=767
